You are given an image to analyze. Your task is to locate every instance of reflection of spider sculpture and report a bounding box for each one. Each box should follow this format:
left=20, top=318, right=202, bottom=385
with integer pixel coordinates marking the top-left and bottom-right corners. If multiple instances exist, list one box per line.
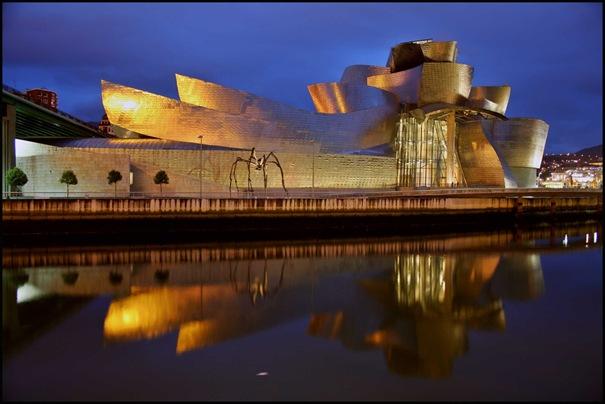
left=229, top=148, right=287, bottom=195
left=228, top=259, right=286, bottom=306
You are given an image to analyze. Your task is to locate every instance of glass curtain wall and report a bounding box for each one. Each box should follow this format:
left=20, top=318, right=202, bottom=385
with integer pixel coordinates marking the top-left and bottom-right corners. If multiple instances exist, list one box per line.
left=394, top=114, right=464, bottom=188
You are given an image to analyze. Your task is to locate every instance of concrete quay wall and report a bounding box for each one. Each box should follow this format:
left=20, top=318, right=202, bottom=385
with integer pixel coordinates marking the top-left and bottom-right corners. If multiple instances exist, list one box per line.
left=3, top=193, right=601, bottom=220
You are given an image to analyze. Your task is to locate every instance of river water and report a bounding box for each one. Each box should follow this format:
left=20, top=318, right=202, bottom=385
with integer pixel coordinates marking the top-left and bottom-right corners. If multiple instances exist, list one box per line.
left=2, top=222, right=602, bottom=401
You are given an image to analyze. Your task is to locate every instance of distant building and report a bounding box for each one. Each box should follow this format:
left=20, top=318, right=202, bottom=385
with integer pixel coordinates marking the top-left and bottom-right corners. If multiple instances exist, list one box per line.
left=25, top=88, right=57, bottom=111
left=98, top=113, right=115, bottom=137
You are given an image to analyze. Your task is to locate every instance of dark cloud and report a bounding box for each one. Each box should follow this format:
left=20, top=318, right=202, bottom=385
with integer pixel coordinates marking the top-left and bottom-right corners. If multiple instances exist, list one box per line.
left=2, top=2, right=602, bottom=152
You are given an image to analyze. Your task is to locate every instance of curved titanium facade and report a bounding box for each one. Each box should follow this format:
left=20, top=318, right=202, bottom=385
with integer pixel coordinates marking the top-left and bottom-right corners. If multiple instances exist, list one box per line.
left=468, top=86, right=511, bottom=115
left=419, top=41, right=458, bottom=63
left=102, top=80, right=398, bottom=153
left=340, top=65, right=391, bottom=84
left=368, top=63, right=474, bottom=107
left=367, top=66, right=423, bottom=104
left=175, top=73, right=310, bottom=123
left=418, top=63, right=474, bottom=106
left=483, top=118, right=549, bottom=187
left=98, top=38, right=549, bottom=189
left=387, top=40, right=458, bottom=73
left=465, top=98, right=500, bottom=114
left=307, top=82, right=398, bottom=114
left=387, top=41, right=425, bottom=73
left=457, top=121, right=506, bottom=187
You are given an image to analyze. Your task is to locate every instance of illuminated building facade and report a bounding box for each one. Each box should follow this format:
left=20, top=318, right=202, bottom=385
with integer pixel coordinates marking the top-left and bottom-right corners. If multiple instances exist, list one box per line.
left=4, top=39, right=550, bottom=196
left=100, top=39, right=548, bottom=190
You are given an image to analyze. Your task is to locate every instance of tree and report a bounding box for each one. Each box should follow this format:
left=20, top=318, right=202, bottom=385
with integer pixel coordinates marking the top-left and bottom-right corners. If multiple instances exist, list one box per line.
left=153, top=170, right=169, bottom=195
left=107, top=169, right=123, bottom=198
left=5, top=167, right=28, bottom=198
left=60, top=170, right=78, bottom=198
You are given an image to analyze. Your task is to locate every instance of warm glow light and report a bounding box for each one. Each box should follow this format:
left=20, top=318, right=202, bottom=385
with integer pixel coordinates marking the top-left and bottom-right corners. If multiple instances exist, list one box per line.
left=176, top=320, right=219, bottom=354
left=121, top=310, right=138, bottom=325
left=106, top=93, right=139, bottom=112
left=104, top=286, right=203, bottom=342
left=16, top=284, right=46, bottom=303
left=121, top=100, right=138, bottom=110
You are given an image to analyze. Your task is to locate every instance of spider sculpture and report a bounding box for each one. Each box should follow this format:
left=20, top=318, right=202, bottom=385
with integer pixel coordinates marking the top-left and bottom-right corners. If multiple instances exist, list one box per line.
left=229, top=148, right=288, bottom=195
left=228, top=259, right=286, bottom=306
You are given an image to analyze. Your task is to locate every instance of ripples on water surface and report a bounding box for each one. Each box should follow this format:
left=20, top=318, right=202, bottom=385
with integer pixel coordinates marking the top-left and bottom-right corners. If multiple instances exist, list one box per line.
left=2, top=222, right=602, bottom=401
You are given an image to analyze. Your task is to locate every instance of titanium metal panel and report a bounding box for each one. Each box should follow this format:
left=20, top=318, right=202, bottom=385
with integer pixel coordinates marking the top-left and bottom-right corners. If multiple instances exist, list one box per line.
left=386, top=42, right=425, bottom=72
left=456, top=121, right=506, bottom=187
left=419, top=63, right=473, bottom=106
left=507, top=167, right=539, bottom=189
left=175, top=73, right=306, bottom=122
left=386, top=40, right=457, bottom=73
left=465, top=99, right=500, bottom=114
left=483, top=118, right=549, bottom=169
left=102, top=80, right=398, bottom=154
left=307, top=82, right=398, bottom=113
left=419, top=41, right=458, bottom=63
left=481, top=118, right=549, bottom=187
left=468, top=86, right=511, bottom=115
left=367, top=65, right=423, bottom=104
left=340, top=65, right=391, bottom=84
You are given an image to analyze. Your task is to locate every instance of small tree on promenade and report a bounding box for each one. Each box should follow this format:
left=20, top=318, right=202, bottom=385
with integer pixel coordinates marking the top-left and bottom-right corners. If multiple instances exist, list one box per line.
left=60, top=170, right=78, bottom=198
left=154, top=170, right=169, bottom=195
left=5, top=167, right=28, bottom=198
left=107, top=169, right=123, bottom=198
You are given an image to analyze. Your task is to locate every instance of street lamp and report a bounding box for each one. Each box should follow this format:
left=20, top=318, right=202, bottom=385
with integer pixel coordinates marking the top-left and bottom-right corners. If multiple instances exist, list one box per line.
left=311, top=140, right=315, bottom=198
left=198, top=135, right=203, bottom=199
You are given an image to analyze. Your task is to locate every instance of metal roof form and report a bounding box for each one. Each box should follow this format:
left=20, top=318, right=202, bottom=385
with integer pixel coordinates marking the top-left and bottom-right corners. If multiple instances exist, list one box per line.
left=34, top=138, right=241, bottom=151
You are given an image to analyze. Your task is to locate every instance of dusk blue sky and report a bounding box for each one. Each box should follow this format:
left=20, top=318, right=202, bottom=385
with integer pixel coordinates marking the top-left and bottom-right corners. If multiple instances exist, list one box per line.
left=2, top=2, right=602, bottom=153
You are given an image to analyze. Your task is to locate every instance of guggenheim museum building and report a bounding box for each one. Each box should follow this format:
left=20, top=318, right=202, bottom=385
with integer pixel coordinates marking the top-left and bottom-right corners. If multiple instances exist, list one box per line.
left=4, top=39, right=549, bottom=196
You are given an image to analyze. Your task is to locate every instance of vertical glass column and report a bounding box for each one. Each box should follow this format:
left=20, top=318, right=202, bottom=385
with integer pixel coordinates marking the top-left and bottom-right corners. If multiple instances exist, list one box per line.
left=396, top=115, right=450, bottom=188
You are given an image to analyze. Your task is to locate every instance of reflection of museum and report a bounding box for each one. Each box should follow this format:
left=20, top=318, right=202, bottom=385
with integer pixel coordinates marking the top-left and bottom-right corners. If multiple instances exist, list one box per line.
left=4, top=248, right=546, bottom=379
left=7, top=39, right=549, bottom=195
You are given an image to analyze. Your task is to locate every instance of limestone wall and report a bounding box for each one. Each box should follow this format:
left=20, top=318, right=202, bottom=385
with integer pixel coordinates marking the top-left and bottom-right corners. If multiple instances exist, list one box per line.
left=13, top=140, right=400, bottom=195
left=51, top=147, right=398, bottom=192
left=17, top=147, right=130, bottom=197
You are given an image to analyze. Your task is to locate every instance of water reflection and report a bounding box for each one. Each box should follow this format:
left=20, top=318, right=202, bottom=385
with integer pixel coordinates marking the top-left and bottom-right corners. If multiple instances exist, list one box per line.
left=2, top=222, right=601, bottom=380
left=308, top=252, right=544, bottom=378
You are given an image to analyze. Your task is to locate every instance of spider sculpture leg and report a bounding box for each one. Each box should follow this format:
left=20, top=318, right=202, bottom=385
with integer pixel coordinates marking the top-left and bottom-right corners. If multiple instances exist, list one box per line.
left=262, top=162, right=268, bottom=195
left=229, top=160, right=237, bottom=195
left=267, top=259, right=286, bottom=299
left=229, top=157, right=249, bottom=194
left=247, top=158, right=253, bottom=192
left=265, top=152, right=288, bottom=194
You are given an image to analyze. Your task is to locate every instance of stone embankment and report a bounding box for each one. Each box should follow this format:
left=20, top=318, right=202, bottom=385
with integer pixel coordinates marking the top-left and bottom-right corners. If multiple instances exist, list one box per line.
left=2, top=190, right=601, bottom=220
left=2, top=190, right=601, bottom=245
